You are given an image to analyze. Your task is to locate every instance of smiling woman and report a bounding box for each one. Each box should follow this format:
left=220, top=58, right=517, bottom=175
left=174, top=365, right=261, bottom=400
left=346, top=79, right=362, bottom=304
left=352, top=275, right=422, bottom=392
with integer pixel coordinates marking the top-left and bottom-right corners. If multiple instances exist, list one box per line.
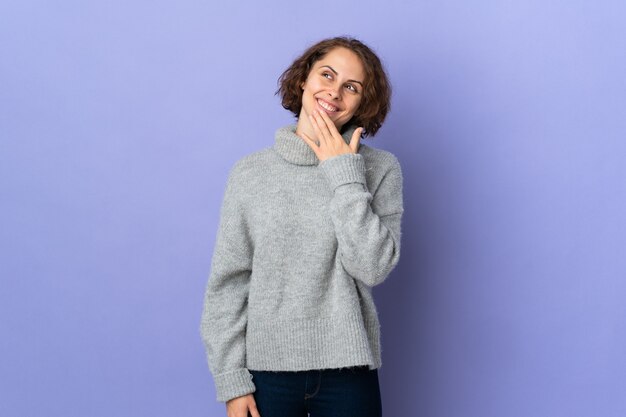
left=297, top=47, right=366, bottom=140
left=200, top=36, right=403, bottom=417
left=277, top=37, right=392, bottom=138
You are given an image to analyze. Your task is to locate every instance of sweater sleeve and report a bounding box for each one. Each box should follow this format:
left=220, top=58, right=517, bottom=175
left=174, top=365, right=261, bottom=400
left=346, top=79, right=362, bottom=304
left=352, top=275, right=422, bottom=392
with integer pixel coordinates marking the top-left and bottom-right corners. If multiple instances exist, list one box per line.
left=318, top=152, right=404, bottom=287
left=199, top=163, right=256, bottom=403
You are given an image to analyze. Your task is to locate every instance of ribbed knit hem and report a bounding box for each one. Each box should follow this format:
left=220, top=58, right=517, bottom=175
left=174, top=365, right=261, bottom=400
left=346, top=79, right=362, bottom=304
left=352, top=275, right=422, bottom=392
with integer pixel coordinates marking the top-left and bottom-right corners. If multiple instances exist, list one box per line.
left=213, top=367, right=256, bottom=403
left=246, top=310, right=381, bottom=371
left=318, top=153, right=367, bottom=191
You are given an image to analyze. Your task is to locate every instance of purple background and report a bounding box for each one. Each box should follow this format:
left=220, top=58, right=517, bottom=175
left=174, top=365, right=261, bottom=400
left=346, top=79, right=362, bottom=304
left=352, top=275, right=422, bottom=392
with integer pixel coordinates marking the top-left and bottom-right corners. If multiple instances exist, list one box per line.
left=1, top=1, right=625, bottom=416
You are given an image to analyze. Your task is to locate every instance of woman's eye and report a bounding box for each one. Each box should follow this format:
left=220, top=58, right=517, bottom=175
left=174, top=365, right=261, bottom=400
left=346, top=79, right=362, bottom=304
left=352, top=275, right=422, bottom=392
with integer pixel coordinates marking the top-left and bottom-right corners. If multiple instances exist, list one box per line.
left=346, top=84, right=357, bottom=93
left=322, top=72, right=332, bottom=79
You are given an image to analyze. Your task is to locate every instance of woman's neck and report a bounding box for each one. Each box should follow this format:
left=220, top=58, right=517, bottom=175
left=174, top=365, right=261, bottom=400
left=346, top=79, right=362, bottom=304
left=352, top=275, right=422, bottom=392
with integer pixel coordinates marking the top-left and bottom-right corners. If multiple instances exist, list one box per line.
left=294, top=117, right=316, bottom=142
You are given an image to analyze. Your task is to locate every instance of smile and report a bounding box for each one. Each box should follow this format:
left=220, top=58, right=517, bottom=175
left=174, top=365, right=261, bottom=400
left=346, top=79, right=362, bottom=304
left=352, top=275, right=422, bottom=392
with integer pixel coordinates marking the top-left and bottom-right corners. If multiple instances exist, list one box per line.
left=317, top=98, right=339, bottom=113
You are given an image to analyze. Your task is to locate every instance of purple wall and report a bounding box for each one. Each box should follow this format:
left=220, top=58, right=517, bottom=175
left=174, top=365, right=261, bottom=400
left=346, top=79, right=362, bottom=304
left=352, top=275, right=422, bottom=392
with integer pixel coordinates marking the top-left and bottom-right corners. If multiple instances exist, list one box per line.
left=1, top=1, right=625, bottom=416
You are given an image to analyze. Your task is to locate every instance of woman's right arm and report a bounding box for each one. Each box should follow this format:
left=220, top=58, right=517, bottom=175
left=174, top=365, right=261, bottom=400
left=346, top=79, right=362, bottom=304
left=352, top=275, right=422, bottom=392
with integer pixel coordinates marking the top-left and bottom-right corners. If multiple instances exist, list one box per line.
left=199, top=161, right=257, bottom=405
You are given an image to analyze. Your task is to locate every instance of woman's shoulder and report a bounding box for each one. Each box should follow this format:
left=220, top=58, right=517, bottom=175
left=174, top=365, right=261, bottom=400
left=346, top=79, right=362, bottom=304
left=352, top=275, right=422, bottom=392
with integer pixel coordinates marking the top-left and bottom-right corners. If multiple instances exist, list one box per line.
left=229, top=147, right=274, bottom=173
left=222, top=147, right=277, bottom=194
left=358, top=143, right=402, bottom=173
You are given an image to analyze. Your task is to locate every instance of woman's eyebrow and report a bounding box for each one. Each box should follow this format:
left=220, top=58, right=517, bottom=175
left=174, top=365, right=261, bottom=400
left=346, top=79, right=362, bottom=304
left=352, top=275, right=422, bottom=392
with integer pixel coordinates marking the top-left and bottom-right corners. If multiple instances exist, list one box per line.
left=320, top=65, right=363, bottom=86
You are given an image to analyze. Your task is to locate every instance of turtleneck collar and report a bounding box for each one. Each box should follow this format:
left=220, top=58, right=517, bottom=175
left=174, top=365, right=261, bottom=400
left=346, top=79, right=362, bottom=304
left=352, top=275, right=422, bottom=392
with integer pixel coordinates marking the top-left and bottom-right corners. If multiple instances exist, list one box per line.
left=273, top=123, right=359, bottom=166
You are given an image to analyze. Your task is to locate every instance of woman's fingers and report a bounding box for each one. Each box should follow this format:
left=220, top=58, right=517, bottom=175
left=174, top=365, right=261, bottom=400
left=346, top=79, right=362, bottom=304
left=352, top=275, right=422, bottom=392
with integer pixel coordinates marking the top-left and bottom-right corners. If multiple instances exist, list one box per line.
left=249, top=403, right=262, bottom=417
left=305, top=110, right=364, bottom=161
left=226, top=394, right=260, bottom=417
left=316, top=108, right=341, bottom=137
left=313, top=109, right=335, bottom=140
left=350, top=127, right=363, bottom=152
left=312, top=109, right=341, bottom=148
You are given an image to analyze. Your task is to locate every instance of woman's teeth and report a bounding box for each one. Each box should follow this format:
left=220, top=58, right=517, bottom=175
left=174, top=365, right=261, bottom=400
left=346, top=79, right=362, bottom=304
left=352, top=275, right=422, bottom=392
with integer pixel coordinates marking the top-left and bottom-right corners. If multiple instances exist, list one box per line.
left=317, top=99, right=337, bottom=112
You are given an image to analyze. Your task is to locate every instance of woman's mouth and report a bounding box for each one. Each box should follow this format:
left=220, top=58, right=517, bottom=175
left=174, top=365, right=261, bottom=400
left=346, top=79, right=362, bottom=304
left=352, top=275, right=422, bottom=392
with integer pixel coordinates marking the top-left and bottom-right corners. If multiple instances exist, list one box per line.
left=317, top=98, right=339, bottom=113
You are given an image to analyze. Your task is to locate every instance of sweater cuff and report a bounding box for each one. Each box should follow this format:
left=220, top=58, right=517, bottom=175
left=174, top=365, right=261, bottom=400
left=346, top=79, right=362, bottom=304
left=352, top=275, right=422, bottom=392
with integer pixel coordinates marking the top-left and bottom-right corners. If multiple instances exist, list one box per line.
left=318, top=153, right=367, bottom=191
left=214, top=368, right=256, bottom=403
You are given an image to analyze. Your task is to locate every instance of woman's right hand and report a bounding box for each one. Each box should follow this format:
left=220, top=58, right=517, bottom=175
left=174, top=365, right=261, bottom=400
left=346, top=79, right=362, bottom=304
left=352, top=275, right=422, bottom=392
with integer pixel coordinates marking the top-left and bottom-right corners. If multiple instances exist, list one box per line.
left=226, top=393, right=261, bottom=417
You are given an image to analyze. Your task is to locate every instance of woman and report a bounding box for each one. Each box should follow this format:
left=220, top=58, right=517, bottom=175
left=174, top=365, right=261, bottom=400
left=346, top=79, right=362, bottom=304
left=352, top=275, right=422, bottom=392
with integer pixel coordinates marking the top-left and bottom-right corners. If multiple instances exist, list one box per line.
left=200, top=36, right=404, bottom=417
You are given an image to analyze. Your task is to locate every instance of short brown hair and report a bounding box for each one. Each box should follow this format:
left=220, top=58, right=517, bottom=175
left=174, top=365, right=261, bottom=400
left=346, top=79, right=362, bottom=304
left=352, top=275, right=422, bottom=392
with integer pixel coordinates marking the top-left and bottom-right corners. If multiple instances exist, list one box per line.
left=275, top=36, right=392, bottom=137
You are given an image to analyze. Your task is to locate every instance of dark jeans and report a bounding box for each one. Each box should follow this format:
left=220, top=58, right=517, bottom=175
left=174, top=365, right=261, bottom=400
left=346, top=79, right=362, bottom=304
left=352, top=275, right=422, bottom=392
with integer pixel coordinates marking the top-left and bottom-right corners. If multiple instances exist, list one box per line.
left=248, top=365, right=382, bottom=417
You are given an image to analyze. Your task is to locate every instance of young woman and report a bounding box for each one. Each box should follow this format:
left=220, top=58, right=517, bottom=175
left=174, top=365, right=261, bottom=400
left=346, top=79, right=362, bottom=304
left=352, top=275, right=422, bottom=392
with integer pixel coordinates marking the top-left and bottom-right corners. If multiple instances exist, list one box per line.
left=200, top=36, right=404, bottom=417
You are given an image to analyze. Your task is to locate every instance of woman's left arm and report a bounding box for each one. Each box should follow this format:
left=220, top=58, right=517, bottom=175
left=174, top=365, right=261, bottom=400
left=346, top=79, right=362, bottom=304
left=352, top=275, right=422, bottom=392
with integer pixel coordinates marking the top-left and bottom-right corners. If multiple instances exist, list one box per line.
left=318, top=152, right=404, bottom=287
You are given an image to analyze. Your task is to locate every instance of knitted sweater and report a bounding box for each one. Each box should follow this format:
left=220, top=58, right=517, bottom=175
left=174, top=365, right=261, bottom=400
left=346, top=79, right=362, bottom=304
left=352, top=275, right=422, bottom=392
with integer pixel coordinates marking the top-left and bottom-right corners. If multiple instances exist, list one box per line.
left=199, top=123, right=404, bottom=403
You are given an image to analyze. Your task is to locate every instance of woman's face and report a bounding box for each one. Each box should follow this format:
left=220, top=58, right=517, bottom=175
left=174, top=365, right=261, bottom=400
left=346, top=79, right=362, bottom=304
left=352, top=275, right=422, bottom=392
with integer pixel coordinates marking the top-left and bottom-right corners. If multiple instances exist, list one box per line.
left=299, top=47, right=365, bottom=131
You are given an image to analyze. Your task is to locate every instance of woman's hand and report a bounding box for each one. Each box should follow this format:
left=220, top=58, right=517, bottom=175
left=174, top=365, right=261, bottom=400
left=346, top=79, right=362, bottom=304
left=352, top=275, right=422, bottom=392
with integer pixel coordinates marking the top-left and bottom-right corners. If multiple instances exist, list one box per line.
left=301, top=109, right=363, bottom=162
left=226, top=393, right=261, bottom=417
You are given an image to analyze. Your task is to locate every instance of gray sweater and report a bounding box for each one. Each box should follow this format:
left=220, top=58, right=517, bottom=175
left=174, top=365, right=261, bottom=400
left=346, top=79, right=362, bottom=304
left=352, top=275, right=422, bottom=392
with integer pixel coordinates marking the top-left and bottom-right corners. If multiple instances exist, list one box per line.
left=200, top=123, right=404, bottom=403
